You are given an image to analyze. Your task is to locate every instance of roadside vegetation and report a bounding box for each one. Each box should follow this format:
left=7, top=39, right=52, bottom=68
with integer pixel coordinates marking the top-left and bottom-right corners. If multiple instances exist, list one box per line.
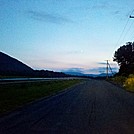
left=124, top=75, right=134, bottom=92
left=111, top=75, right=134, bottom=92
left=0, top=79, right=83, bottom=115
left=111, top=76, right=126, bottom=86
left=112, top=42, right=134, bottom=92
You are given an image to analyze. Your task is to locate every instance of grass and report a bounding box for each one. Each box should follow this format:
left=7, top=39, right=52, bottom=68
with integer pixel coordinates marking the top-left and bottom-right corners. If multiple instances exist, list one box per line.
left=0, top=79, right=83, bottom=115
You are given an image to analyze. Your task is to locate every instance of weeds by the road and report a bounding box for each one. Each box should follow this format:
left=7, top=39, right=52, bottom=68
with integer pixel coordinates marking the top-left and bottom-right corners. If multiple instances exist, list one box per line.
left=111, top=76, right=126, bottom=86
left=111, top=74, right=134, bottom=92
left=0, top=79, right=82, bottom=115
left=124, top=75, right=134, bottom=92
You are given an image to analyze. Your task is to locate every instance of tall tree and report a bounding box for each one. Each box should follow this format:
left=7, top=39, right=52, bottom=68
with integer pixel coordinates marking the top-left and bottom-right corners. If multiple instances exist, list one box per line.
left=113, top=42, right=134, bottom=75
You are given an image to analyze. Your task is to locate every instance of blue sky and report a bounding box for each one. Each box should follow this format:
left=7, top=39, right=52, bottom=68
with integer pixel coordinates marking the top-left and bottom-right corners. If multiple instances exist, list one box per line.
left=1, top=0, right=134, bottom=74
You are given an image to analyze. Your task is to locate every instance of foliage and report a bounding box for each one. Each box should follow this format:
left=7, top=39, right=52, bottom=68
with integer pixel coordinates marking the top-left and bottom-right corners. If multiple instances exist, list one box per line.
left=124, top=74, right=134, bottom=92
left=112, top=74, right=134, bottom=92
left=113, top=42, right=134, bottom=75
left=111, top=76, right=126, bottom=85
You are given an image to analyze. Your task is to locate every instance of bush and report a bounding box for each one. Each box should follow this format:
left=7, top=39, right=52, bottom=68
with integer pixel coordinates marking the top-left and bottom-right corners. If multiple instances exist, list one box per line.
left=124, top=74, right=134, bottom=92
left=112, top=76, right=126, bottom=85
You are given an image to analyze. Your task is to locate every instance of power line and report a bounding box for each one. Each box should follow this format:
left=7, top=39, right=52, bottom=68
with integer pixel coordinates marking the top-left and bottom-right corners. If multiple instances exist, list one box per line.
left=120, top=20, right=134, bottom=44
left=114, top=18, right=130, bottom=49
left=115, top=9, right=134, bottom=47
left=108, top=62, right=114, bottom=75
left=110, top=9, right=134, bottom=59
left=109, top=17, right=130, bottom=61
left=129, top=13, right=134, bottom=40
left=105, top=10, right=134, bottom=77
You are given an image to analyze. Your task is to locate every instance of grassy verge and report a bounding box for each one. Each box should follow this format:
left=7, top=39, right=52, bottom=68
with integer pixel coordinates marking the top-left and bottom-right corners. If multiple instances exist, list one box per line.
left=0, top=79, right=83, bottom=115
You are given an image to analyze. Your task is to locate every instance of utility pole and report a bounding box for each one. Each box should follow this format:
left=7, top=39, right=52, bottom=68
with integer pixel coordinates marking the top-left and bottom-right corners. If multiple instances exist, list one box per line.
left=106, top=60, right=109, bottom=79
left=129, top=15, right=134, bottom=51
left=105, top=60, right=114, bottom=79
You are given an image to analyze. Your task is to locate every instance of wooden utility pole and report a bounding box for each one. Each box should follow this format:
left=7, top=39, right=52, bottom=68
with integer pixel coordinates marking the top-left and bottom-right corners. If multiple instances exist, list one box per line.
left=106, top=60, right=109, bottom=79
left=105, top=60, right=114, bottom=79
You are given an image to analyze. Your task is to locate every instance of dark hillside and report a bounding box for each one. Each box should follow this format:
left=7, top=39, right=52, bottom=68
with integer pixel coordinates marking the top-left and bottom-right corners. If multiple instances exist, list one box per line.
left=0, top=52, right=34, bottom=76
left=0, top=52, right=68, bottom=77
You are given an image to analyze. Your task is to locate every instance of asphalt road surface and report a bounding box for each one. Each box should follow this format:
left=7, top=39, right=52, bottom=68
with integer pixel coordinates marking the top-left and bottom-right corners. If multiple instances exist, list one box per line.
left=0, top=79, right=134, bottom=134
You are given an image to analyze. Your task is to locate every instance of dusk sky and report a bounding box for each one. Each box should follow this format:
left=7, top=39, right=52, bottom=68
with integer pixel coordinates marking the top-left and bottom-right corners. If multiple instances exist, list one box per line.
left=1, top=0, right=134, bottom=74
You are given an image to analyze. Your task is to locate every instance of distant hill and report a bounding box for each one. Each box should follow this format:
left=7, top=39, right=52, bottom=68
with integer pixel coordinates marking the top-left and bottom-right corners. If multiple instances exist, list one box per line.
left=64, top=71, right=114, bottom=78
left=0, top=52, right=67, bottom=77
left=64, top=71, right=84, bottom=76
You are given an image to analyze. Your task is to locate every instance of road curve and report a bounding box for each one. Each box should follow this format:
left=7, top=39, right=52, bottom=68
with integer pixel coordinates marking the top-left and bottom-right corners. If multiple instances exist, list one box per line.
left=0, top=79, right=134, bottom=134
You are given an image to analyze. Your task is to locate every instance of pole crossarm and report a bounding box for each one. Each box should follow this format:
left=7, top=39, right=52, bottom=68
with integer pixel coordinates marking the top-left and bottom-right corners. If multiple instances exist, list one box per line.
left=130, top=15, right=134, bottom=18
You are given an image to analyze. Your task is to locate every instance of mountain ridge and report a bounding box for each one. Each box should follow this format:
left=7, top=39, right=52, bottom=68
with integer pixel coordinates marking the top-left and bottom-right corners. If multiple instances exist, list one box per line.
left=0, top=52, right=67, bottom=77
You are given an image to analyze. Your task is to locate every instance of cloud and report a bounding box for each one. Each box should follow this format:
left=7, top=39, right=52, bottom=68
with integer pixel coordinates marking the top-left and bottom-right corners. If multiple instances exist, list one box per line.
left=98, top=62, right=107, bottom=65
left=62, top=68, right=84, bottom=73
left=97, top=62, right=119, bottom=66
left=83, top=2, right=125, bottom=18
left=87, top=67, right=106, bottom=74
left=61, top=66, right=118, bottom=75
left=92, top=2, right=109, bottom=10
left=27, top=10, right=73, bottom=24
left=64, top=50, right=84, bottom=55
left=88, top=67, right=118, bottom=74
left=113, top=10, right=120, bottom=15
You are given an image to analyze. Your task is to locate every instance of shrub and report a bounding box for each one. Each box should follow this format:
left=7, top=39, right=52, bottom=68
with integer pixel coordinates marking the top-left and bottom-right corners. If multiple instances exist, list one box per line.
left=112, top=76, right=126, bottom=85
left=124, top=74, right=134, bottom=92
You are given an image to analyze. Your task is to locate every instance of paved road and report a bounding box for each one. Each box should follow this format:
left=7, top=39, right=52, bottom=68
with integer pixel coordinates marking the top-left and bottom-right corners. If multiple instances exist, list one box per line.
left=0, top=79, right=134, bottom=134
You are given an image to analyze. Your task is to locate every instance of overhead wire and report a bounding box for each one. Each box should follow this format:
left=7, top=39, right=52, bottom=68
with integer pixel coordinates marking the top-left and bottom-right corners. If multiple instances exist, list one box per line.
left=120, top=20, right=134, bottom=44
left=111, top=17, right=130, bottom=54
left=117, top=9, right=134, bottom=46
left=115, top=19, right=129, bottom=46
left=129, top=10, right=134, bottom=40
left=107, top=9, right=134, bottom=74
left=120, top=9, right=134, bottom=43
left=130, top=34, right=134, bottom=40
left=110, top=9, right=134, bottom=58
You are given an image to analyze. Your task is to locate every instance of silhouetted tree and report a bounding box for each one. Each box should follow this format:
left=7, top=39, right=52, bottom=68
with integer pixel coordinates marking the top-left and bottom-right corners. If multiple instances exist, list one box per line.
left=113, top=42, right=134, bottom=76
